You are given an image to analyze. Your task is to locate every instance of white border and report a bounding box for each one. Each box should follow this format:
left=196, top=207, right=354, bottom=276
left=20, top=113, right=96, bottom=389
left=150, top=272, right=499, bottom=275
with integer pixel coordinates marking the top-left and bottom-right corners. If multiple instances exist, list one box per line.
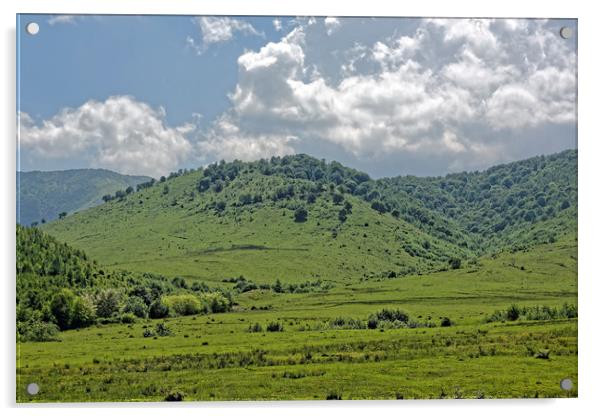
left=2, top=1, right=600, bottom=415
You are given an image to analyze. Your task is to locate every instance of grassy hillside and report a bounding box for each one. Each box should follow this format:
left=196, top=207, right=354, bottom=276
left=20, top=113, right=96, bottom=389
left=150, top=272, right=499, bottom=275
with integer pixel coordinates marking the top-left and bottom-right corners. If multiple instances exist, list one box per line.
left=17, top=169, right=150, bottom=226
left=17, top=236, right=577, bottom=401
left=43, top=151, right=576, bottom=284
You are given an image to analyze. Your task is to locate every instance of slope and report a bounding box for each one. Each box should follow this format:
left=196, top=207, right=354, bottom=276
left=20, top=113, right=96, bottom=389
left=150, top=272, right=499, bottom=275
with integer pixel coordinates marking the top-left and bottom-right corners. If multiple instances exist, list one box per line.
left=43, top=163, right=468, bottom=286
left=17, top=169, right=151, bottom=225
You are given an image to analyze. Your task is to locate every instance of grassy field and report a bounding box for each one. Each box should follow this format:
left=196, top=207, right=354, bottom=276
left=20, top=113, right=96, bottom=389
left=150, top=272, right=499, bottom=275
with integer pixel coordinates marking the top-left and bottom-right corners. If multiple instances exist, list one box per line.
left=17, top=237, right=577, bottom=401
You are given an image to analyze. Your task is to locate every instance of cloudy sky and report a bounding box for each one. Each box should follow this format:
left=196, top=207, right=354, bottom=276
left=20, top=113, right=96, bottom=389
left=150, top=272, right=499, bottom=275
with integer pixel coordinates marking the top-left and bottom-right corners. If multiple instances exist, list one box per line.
left=17, top=15, right=577, bottom=178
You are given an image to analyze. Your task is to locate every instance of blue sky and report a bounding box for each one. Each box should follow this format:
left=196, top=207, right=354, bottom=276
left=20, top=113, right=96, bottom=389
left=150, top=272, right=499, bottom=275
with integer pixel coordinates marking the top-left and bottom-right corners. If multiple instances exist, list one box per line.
left=17, top=15, right=577, bottom=178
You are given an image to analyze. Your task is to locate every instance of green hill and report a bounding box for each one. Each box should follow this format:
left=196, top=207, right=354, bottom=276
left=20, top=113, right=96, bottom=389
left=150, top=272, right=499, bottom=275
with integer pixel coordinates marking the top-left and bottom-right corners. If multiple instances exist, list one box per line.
left=17, top=169, right=151, bottom=226
left=42, top=150, right=576, bottom=285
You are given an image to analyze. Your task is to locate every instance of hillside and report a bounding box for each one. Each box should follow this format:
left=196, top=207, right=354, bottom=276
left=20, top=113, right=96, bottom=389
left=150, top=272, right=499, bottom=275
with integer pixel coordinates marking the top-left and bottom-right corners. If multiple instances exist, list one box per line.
left=42, top=150, right=577, bottom=285
left=17, top=169, right=151, bottom=226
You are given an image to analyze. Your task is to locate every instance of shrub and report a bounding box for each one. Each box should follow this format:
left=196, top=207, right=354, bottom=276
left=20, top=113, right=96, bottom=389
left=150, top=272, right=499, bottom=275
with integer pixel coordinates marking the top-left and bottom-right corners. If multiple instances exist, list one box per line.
left=149, top=299, right=170, bottom=319
left=326, top=392, right=342, bottom=400
left=266, top=321, right=284, bottom=332
left=294, top=206, right=308, bottom=222
left=367, top=317, right=379, bottom=329
left=440, top=317, right=452, bottom=327
left=248, top=323, right=263, bottom=333
left=506, top=304, right=521, bottom=321
left=18, top=320, right=60, bottom=342
left=49, top=288, right=76, bottom=330
left=199, top=292, right=231, bottom=313
left=155, top=322, right=172, bottom=336
left=448, top=257, right=462, bottom=270
left=122, top=296, right=149, bottom=318
left=143, top=328, right=155, bottom=338
left=164, top=391, right=184, bottom=401
left=374, top=308, right=409, bottom=323
left=70, top=295, right=96, bottom=328
left=163, top=294, right=202, bottom=316
left=120, top=313, right=137, bottom=324
left=95, top=289, right=121, bottom=318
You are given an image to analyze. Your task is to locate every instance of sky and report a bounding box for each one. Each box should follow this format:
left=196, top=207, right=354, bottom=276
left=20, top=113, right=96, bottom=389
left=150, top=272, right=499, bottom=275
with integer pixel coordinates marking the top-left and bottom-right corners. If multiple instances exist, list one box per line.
left=17, top=15, right=577, bottom=178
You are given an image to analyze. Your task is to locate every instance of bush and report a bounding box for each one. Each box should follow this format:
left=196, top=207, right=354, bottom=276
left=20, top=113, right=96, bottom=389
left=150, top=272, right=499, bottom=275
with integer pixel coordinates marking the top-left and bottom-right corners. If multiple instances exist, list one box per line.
left=122, top=296, right=149, bottom=318
left=95, top=289, right=121, bottom=318
left=248, top=323, right=263, bottom=333
left=149, top=299, right=170, bottom=319
left=162, top=294, right=202, bottom=316
left=374, top=308, right=409, bottom=323
left=143, top=328, right=155, bottom=337
left=18, top=320, right=60, bottom=342
left=266, top=321, right=284, bottom=332
left=199, top=292, right=231, bottom=313
left=326, top=392, right=342, bottom=400
left=155, top=322, right=172, bottom=337
left=367, top=317, right=379, bottom=329
left=49, top=288, right=76, bottom=330
left=70, top=295, right=96, bottom=328
left=164, top=391, right=184, bottom=401
left=448, top=258, right=462, bottom=270
left=294, top=206, right=308, bottom=222
left=440, top=317, right=452, bottom=327
left=120, top=313, right=137, bottom=324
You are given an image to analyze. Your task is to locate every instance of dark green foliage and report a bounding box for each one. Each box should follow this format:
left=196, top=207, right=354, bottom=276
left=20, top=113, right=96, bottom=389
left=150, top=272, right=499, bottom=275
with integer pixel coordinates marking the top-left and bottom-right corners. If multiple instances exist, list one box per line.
left=294, top=206, right=308, bottom=222
left=164, top=391, right=184, bottom=401
left=266, top=321, right=284, bottom=332
left=441, top=317, right=452, bottom=327
left=448, top=258, right=462, bottom=270
left=49, top=289, right=76, bottom=330
left=248, top=323, right=263, bottom=333
left=17, top=320, right=60, bottom=342
left=373, top=308, right=410, bottom=323
left=122, top=296, right=149, bottom=318
left=149, top=299, right=170, bottom=319
left=487, top=303, right=577, bottom=323
left=155, top=322, right=172, bottom=337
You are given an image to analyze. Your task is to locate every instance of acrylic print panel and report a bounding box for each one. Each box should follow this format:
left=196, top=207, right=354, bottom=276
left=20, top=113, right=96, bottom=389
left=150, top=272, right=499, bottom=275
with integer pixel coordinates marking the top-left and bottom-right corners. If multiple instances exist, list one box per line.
left=16, top=15, right=577, bottom=402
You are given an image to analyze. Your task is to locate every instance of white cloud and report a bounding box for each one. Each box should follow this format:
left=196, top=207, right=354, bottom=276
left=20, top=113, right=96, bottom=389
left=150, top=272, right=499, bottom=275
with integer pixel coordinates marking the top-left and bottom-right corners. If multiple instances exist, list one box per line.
left=198, top=116, right=296, bottom=162
left=47, top=15, right=78, bottom=25
left=19, top=96, right=194, bottom=177
left=273, top=19, right=283, bottom=32
left=202, top=18, right=576, bottom=171
left=189, top=17, right=263, bottom=53
left=324, top=17, right=341, bottom=36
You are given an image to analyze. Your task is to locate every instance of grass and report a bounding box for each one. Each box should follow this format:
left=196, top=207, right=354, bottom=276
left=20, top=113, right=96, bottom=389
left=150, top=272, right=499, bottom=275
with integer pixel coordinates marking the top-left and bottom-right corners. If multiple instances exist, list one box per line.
left=17, top=237, right=577, bottom=401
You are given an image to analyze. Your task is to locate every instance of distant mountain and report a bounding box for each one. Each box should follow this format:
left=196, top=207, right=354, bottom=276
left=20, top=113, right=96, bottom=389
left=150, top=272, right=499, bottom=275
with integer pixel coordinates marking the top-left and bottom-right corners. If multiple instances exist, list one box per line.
left=42, top=150, right=576, bottom=285
left=17, top=169, right=151, bottom=225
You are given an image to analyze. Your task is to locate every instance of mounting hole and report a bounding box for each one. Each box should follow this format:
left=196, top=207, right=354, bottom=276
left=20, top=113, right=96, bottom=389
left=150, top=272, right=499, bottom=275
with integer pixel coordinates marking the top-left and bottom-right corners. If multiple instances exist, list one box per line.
left=26, top=383, right=39, bottom=395
left=25, top=22, right=40, bottom=36
left=559, top=26, right=573, bottom=39
left=560, top=378, right=573, bottom=391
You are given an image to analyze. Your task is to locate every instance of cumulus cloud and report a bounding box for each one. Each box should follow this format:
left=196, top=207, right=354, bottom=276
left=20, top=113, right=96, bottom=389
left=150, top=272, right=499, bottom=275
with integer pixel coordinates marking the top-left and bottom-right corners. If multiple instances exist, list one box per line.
left=324, top=17, right=341, bottom=36
left=188, top=17, right=263, bottom=53
left=203, top=17, right=576, bottom=172
left=19, top=96, right=194, bottom=177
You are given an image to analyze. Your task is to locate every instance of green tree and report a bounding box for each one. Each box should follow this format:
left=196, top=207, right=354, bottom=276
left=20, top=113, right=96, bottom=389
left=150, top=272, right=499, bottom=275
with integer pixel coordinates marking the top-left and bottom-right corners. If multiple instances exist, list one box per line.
left=95, top=289, right=121, bottom=318
left=49, top=288, right=76, bottom=330
left=294, top=206, right=308, bottom=222
left=70, top=295, right=96, bottom=328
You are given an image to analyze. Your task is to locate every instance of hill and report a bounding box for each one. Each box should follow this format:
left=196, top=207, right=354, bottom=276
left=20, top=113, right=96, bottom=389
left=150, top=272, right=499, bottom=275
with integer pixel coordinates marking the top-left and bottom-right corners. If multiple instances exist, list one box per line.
left=17, top=169, right=151, bottom=226
left=42, top=150, right=577, bottom=285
